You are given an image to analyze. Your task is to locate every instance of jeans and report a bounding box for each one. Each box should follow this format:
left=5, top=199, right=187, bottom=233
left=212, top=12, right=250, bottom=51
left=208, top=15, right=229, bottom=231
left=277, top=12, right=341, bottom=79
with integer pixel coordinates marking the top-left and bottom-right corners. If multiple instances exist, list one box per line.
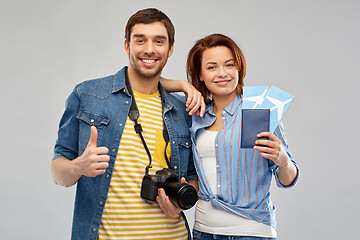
left=192, top=229, right=277, bottom=240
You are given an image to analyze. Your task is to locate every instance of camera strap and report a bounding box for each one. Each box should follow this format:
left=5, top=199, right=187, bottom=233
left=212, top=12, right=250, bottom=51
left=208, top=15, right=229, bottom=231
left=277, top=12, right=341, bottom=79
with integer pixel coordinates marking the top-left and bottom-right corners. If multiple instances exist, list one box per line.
left=125, top=70, right=171, bottom=175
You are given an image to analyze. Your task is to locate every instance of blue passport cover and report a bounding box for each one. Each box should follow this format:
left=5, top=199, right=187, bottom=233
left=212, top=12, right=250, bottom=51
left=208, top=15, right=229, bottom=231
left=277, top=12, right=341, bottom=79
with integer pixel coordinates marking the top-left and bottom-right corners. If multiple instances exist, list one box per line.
left=241, top=109, right=270, bottom=148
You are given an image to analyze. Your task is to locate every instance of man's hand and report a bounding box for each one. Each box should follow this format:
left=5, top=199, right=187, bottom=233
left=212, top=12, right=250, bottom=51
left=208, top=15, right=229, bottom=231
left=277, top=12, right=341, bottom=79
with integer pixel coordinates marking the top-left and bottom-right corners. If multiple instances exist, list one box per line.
left=159, top=78, right=206, bottom=117
left=74, top=126, right=110, bottom=177
left=182, top=81, right=206, bottom=117
left=156, top=177, right=188, bottom=216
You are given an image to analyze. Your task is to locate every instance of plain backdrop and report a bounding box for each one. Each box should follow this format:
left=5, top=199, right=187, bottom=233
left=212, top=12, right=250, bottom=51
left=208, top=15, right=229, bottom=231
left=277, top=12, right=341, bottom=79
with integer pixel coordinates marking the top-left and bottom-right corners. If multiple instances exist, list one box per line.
left=1, top=1, right=359, bottom=239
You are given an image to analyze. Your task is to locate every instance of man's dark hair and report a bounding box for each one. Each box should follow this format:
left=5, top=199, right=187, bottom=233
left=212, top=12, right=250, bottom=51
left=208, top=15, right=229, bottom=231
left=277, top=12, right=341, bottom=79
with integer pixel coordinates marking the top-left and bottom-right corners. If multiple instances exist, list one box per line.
left=125, top=8, right=175, bottom=47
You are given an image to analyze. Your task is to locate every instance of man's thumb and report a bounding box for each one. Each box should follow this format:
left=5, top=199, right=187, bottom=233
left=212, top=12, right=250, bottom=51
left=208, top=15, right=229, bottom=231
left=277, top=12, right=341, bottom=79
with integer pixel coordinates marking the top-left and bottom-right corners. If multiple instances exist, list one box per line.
left=180, top=177, right=187, bottom=184
left=87, top=126, right=98, bottom=147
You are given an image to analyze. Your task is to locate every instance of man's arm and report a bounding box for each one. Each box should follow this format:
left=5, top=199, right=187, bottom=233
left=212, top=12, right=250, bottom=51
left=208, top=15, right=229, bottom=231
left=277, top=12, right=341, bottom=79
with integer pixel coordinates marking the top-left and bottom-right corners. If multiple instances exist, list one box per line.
left=51, top=158, right=81, bottom=187
left=51, top=126, right=110, bottom=187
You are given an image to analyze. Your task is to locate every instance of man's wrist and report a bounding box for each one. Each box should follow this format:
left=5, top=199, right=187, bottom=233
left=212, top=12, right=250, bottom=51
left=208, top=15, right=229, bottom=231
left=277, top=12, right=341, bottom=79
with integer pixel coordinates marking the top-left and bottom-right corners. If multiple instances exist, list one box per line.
left=71, top=157, right=82, bottom=177
left=180, top=80, right=188, bottom=92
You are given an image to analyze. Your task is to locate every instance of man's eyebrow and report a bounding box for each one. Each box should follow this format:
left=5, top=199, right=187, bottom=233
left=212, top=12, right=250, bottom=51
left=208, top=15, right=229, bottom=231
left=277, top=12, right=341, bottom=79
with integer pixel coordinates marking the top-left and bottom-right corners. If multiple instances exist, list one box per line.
left=133, top=34, right=145, bottom=38
left=155, top=35, right=167, bottom=39
left=132, top=34, right=167, bottom=39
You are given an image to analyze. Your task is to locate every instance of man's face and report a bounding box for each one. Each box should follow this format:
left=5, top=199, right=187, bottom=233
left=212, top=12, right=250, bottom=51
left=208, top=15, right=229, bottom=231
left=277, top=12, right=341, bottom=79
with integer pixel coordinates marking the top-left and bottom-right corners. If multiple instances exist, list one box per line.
left=125, top=22, right=174, bottom=79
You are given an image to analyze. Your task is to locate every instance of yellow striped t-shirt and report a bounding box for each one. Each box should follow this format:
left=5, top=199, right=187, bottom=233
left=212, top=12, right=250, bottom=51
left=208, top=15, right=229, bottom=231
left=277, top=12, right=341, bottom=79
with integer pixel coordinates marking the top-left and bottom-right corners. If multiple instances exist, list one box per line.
left=98, top=89, right=188, bottom=240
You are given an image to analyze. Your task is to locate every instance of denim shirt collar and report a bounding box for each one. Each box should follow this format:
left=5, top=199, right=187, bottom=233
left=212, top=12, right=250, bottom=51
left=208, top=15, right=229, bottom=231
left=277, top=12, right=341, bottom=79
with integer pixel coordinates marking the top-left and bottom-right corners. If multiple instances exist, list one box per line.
left=112, top=66, right=176, bottom=114
left=205, top=94, right=243, bottom=117
left=159, top=84, right=177, bottom=114
left=112, top=67, right=127, bottom=94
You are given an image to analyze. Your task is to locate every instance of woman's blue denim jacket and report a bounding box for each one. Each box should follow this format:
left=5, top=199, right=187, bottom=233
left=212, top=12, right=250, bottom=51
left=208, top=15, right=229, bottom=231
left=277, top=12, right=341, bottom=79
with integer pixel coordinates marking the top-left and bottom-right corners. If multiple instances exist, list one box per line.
left=53, top=67, right=197, bottom=240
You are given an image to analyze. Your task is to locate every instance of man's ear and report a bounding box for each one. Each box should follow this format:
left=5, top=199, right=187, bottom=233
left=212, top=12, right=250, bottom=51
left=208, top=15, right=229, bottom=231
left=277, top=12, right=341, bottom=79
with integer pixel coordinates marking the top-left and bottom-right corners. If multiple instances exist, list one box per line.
left=168, top=44, right=174, bottom=58
left=124, top=39, right=130, bottom=56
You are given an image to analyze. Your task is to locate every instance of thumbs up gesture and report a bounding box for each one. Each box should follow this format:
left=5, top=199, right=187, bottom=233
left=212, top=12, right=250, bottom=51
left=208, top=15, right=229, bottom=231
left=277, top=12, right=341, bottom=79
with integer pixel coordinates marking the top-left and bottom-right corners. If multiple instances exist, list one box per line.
left=74, top=126, right=110, bottom=177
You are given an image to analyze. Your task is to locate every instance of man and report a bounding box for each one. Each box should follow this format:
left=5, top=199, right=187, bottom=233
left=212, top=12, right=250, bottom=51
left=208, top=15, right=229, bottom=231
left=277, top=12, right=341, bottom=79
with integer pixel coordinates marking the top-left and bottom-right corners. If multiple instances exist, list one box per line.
left=51, top=8, right=199, bottom=240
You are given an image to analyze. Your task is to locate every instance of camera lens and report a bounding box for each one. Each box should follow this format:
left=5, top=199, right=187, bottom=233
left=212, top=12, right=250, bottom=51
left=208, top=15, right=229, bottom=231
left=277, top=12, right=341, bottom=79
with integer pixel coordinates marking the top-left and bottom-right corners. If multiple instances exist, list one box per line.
left=164, top=182, right=197, bottom=210
left=177, top=184, right=197, bottom=210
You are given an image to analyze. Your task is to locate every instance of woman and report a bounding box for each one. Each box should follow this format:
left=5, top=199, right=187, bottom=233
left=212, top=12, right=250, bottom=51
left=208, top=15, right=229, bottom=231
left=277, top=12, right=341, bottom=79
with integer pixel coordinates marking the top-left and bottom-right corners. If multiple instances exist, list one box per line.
left=186, top=34, right=299, bottom=240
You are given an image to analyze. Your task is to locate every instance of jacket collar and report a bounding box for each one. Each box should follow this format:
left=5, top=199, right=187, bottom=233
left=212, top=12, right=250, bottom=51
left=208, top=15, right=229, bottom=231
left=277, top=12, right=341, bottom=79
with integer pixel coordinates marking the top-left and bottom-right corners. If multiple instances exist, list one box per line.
left=112, top=66, right=127, bottom=93
left=159, top=82, right=176, bottom=113
left=205, top=95, right=243, bottom=117
left=112, top=66, right=176, bottom=112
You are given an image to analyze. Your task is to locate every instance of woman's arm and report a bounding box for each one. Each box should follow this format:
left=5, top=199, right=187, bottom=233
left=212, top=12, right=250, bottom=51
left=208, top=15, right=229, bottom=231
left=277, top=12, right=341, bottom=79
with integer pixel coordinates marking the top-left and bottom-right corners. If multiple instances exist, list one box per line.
left=160, top=79, right=205, bottom=117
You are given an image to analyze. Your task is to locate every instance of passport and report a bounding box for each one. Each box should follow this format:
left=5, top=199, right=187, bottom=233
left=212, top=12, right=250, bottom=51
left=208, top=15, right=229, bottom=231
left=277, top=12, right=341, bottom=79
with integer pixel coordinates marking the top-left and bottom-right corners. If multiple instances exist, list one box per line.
left=241, top=109, right=270, bottom=148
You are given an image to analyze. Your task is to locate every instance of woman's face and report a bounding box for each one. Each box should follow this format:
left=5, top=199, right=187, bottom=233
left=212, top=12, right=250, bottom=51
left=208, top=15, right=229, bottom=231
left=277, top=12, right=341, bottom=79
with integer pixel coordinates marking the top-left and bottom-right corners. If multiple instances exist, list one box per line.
left=200, top=46, right=239, bottom=101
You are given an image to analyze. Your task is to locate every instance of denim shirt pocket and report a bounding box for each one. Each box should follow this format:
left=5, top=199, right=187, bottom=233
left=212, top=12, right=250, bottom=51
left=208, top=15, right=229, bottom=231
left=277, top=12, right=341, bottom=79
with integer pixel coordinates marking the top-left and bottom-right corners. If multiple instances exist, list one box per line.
left=77, top=111, right=110, bottom=153
left=177, top=136, right=191, bottom=149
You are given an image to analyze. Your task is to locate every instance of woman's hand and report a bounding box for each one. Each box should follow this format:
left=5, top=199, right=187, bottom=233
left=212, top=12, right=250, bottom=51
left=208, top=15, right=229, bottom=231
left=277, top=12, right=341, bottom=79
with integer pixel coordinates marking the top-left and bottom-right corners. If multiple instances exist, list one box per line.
left=253, top=132, right=289, bottom=167
left=254, top=132, right=298, bottom=186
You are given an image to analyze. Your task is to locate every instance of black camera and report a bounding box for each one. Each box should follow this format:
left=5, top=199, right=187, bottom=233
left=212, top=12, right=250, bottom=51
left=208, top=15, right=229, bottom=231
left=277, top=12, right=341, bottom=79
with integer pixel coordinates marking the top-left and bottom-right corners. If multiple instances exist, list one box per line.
left=140, top=168, right=197, bottom=210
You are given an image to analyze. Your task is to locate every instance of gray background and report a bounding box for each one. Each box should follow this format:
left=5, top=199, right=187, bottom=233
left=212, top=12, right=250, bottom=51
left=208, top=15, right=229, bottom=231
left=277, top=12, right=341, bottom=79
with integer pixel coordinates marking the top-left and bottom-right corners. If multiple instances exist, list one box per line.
left=1, top=0, right=359, bottom=239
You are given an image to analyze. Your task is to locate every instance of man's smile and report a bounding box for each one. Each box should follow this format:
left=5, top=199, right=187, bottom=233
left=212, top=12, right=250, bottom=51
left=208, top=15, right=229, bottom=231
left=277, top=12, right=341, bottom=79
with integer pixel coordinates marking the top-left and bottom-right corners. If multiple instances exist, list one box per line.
left=140, top=58, right=158, bottom=66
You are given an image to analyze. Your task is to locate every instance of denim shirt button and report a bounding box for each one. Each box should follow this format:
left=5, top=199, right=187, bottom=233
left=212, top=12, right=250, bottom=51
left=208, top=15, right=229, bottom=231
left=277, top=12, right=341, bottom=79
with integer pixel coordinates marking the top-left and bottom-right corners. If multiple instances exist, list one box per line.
left=172, top=141, right=175, bottom=144
left=99, top=201, right=103, bottom=205
left=93, top=228, right=96, bottom=231
left=106, top=174, right=110, bottom=178
left=173, top=166, right=177, bottom=169
left=112, top=149, right=116, bottom=152
left=119, top=123, right=123, bottom=127
left=125, top=101, right=129, bottom=104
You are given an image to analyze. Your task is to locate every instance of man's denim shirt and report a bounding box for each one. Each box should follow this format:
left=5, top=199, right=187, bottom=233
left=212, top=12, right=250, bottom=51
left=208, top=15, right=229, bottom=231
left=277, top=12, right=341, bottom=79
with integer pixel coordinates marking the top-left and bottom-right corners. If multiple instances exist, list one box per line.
left=53, top=66, right=197, bottom=240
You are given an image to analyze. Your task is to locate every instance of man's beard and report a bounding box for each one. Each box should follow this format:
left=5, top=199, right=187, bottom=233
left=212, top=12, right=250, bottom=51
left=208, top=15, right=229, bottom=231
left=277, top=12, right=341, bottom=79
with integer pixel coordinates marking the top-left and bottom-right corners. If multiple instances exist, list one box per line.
left=129, top=53, right=169, bottom=79
left=131, top=62, right=164, bottom=79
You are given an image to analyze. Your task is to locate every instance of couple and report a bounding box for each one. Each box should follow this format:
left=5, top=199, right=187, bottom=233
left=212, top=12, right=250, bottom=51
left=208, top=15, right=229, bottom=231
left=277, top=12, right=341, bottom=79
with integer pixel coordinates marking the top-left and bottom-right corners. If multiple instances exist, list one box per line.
left=51, top=8, right=299, bottom=240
